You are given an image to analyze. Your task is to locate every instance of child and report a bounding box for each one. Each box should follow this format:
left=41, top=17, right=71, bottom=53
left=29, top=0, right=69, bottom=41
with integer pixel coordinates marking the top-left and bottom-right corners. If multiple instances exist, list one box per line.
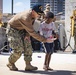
left=39, top=12, right=57, bottom=71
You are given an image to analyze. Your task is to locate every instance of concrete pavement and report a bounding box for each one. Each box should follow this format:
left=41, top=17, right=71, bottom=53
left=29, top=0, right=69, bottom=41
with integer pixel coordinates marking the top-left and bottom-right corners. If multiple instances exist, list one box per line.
left=0, top=51, right=76, bottom=75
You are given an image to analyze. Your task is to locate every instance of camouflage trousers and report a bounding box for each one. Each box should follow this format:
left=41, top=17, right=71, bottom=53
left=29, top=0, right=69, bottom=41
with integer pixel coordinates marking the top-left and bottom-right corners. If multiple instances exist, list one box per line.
left=7, top=27, right=33, bottom=64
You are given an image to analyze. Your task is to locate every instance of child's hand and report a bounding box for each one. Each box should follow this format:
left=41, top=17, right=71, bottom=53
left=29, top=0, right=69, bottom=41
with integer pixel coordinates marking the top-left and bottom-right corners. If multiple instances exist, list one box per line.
left=46, top=38, right=57, bottom=43
left=46, top=38, right=54, bottom=43
left=51, top=38, right=57, bottom=41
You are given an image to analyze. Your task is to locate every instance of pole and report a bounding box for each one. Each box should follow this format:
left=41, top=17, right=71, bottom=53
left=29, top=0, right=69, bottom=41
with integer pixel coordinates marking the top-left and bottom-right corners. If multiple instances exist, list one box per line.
left=11, top=0, right=13, bottom=15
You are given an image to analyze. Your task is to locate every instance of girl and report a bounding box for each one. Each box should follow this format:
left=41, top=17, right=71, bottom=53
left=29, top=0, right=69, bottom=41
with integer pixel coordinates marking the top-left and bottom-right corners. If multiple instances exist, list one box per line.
left=39, top=12, right=57, bottom=71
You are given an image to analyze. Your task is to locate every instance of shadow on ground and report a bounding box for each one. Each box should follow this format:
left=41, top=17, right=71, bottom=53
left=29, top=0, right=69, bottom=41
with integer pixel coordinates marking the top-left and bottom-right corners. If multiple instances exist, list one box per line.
left=18, top=70, right=76, bottom=75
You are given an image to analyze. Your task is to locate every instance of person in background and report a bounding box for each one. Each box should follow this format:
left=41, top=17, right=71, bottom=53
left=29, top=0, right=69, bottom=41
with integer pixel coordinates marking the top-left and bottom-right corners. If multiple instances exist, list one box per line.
left=6, top=4, right=54, bottom=71
left=39, top=12, right=57, bottom=71
left=44, top=4, right=51, bottom=15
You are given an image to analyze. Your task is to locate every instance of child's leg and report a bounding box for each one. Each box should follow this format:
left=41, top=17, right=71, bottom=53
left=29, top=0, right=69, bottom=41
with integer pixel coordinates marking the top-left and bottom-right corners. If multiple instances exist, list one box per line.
left=43, top=53, right=49, bottom=70
left=47, top=53, right=51, bottom=67
left=47, top=54, right=53, bottom=70
left=44, top=53, right=48, bottom=65
left=43, top=43, right=53, bottom=70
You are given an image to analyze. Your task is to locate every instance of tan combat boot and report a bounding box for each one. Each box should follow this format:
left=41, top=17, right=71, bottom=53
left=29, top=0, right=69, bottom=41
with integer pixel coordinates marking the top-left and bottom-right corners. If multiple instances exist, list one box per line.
left=7, top=63, right=18, bottom=71
left=25, top=61, right=38, bottom=71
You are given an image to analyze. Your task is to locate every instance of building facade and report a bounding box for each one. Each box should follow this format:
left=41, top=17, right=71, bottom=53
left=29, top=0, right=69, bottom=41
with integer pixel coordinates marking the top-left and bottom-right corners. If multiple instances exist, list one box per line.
left=30, top=0, right=65, bottom=16
left=0, top=0, right=3, bottom=20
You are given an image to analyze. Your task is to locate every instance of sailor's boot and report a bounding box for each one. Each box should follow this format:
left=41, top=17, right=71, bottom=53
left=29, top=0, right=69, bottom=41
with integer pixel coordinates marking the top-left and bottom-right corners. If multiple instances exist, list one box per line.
left=25, top=61, right=38, bottom=71
left=7, top=63, right=18, bottom=71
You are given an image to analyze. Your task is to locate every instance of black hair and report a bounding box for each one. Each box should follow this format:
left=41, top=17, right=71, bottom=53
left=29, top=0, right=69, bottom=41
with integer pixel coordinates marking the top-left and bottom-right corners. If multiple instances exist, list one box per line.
left=45, top=12, right=54, bottom=19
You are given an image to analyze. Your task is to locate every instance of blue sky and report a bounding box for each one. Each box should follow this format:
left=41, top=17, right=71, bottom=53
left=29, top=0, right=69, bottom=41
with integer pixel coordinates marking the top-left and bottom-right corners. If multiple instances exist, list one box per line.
left=3, top=0, right=30, bottom=13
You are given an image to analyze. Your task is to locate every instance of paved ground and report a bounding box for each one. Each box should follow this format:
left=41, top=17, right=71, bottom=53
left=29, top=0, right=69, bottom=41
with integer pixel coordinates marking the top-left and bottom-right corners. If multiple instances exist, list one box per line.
left=0, top=51, right=76, bottom=75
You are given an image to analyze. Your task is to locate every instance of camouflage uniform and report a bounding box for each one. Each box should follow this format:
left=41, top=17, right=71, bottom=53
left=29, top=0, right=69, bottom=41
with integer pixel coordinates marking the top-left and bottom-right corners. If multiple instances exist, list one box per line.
left=8, top=28, right=32, bottom=64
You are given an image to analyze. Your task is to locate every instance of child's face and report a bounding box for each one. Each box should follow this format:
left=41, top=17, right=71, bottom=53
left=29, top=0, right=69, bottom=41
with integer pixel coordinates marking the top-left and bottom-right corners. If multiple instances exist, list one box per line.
left=45, top=18, right=54, bottom=24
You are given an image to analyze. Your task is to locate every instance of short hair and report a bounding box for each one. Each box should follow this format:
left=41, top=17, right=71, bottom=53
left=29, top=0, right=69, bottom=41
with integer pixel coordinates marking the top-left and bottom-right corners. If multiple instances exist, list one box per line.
left=45, top=12, right=54, bottom=19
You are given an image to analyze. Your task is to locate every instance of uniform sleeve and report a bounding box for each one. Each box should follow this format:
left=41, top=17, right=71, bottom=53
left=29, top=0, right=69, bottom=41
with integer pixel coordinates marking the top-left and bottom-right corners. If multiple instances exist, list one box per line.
left=18, top=19, right=47, bottom=43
